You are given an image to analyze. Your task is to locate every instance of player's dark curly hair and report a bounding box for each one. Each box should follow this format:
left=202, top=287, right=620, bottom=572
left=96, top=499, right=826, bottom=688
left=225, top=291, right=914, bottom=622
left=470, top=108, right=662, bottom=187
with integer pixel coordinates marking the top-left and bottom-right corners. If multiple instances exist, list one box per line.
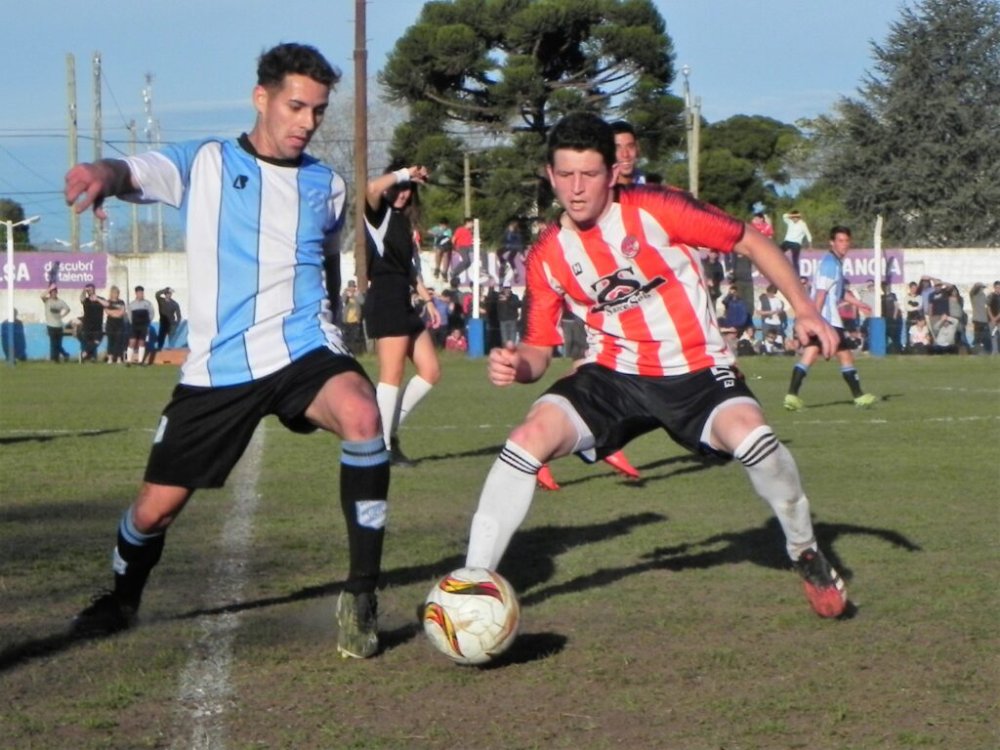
left=257, top=43, right=341, bottom=89
left=546, top=113, right=615, bottom=170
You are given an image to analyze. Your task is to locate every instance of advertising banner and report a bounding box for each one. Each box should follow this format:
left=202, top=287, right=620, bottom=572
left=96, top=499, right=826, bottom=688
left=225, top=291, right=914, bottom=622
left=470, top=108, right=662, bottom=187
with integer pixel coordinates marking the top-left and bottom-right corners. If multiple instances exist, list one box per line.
left=1, top=252, right=109, bottom=290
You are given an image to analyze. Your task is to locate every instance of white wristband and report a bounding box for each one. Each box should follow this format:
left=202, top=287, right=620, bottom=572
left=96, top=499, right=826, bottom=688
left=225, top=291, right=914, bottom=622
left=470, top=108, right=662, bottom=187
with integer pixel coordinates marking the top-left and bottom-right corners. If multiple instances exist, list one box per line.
left=393, top=168, right=411, bottom=184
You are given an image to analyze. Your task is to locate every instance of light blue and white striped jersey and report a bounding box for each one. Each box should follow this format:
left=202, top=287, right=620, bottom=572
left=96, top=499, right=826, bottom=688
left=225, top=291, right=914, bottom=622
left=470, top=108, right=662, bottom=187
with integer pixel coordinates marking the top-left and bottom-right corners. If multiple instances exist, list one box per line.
left=125, top=137, right=349, bottom=387
left=813, top=251, right=845, bottom=328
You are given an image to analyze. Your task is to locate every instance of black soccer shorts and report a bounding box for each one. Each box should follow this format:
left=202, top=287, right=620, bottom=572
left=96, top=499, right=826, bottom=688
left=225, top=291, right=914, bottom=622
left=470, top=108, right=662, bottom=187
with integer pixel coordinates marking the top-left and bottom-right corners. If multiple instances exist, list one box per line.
left=143, top=348, right=370, bottom=488
left=541, top=363, right=759, bottom=461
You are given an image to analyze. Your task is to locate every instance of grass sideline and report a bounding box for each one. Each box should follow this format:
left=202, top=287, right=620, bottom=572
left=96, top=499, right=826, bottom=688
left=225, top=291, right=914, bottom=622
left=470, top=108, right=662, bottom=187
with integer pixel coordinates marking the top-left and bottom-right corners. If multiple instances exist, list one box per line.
left=1, top=353, right=997, bottom=749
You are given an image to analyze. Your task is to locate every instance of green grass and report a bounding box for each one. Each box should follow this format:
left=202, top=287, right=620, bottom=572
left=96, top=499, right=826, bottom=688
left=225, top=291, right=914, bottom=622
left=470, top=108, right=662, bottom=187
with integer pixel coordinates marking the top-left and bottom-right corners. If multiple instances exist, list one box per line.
left=1, top=353, right=998, bottom=749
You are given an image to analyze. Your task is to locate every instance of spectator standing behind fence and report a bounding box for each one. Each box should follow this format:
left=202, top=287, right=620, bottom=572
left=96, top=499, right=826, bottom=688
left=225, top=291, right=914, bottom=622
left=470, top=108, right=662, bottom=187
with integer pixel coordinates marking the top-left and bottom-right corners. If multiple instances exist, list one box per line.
left=987, top=281, right=1000, bottom=355
left=780, top=210, right=812, bottom=274
left=497, top=220, right=524, bottom=284
left=428, top=218, right=452, bottom=281
left=104, top=285, right=128, bottom=363
left=79, top=283, right=107, bottom=362
left=751, top=211, right=774, bottom=240
left=155, top=287, right=182, bottom=351
left=496, top=285, right=521, bottom=345
left=969, top=283, right=990, bottom=354
left=42, top=286, right=71, bottom=362
left=125, top=286, right=155, bottom=366
left=450, top=217, right=474, bottom=285
left=881, top=283, right=903, bottom=352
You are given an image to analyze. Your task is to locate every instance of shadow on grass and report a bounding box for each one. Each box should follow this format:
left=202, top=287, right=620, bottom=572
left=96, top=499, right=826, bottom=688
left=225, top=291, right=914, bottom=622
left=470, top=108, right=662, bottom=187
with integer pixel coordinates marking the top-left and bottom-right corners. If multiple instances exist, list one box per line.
left=521, top=516, right=922, bottom=619
left=0, top=513, right=663, bottom=671
left=0, top=428, right=127, bottom=445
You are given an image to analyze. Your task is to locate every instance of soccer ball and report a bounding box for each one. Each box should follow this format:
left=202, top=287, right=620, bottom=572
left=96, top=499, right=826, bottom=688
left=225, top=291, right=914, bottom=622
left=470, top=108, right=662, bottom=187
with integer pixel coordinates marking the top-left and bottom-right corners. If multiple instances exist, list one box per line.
left=423, top=567, right=520, bottom=665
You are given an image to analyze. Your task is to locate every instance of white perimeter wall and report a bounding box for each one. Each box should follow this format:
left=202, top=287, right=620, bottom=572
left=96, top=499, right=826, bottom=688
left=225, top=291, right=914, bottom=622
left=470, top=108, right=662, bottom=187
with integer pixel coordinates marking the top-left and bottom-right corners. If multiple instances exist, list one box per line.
left=6, top=247, right=997, bottom=324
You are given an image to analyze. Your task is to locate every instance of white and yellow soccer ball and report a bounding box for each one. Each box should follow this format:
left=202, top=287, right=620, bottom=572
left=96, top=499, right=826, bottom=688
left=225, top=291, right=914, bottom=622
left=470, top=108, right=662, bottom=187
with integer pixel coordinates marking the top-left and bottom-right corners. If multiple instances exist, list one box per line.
left=423, top=567, right=520, bottom=665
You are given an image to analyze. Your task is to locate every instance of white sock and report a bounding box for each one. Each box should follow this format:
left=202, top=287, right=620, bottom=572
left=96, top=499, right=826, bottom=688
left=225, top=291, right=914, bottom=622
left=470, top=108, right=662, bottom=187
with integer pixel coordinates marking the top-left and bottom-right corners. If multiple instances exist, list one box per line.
left=734, top=425, right=816, bottom=560
left=465, top=440, right=541, bottom=570
left=137, top=345, right=146, bottom=363
left=375, top=382, right=400, bottom=448
left=397, top=375, right=434, bottom=431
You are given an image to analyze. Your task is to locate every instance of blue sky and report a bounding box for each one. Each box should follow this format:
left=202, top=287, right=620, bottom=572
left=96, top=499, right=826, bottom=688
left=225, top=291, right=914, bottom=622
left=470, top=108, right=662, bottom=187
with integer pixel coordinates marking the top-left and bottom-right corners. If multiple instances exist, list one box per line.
left=1, top=0, right=905, bottom=245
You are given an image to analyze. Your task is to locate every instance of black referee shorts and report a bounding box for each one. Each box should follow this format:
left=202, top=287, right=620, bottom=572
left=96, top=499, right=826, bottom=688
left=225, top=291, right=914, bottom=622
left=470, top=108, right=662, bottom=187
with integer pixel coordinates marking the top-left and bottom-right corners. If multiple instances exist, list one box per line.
left=144, top=348, right=370, bottom=489
left=541, top=363, right=759, bottom=461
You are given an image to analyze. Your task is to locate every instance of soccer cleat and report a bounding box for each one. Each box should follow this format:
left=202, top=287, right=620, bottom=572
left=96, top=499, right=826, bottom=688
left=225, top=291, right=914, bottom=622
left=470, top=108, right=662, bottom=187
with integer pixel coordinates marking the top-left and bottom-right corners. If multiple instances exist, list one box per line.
left=783, top=394, right=805, bottom=411
left=794, top=548, right=847, bottom=618
left=854, top=393, right=877, bottom=409
left=71, top=591, right=137, bottom=636
left=389, top=437, right=415, bottom=468
left=336, top=590, right=379, bottom=659
left=603, top=450, right=640, bottom=480
left=536, top=464, right=560, bottom=491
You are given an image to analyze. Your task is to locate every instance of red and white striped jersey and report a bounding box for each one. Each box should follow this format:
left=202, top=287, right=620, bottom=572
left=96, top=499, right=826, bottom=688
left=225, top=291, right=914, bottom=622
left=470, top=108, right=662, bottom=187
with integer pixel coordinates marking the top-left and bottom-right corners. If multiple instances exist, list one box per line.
left=522, top=186, right=745, bottom=376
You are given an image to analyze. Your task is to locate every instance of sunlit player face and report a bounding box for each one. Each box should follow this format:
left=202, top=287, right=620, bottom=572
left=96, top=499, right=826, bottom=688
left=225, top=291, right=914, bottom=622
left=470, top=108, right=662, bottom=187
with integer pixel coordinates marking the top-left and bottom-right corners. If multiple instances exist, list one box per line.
left=250, top=74, right=330, bottom=160
left=547, top=149, right=618, bottom=230
left=614, top=131, right=639, bottom=184
left=829, top=231, right=852, bottom=259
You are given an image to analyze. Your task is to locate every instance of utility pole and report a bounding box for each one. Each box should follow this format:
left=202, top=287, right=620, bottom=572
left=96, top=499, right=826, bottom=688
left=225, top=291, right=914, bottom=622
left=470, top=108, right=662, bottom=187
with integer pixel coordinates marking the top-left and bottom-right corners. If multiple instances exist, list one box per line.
left=92, top=51, right=104, bottom=252
left=353, top=0, right=368, bottom=290
left=67, top=53, right=79, bottom=250
left=128, top=120, right=139, bottom=254
left=463, top=152, right=472, bottom=218
left=682, top=65, right=700, bottom=198
left=143, top=73, right=165, bottom=252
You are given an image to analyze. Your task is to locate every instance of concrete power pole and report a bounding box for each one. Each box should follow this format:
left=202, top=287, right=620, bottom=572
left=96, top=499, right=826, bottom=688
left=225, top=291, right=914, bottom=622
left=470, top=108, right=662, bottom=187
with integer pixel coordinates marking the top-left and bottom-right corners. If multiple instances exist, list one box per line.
left=143, top=74, right=165, bottom=252
left=67, top=53, right=79, bottom=251
left=92, top=51, right=104, bottom=252
left=353, top=0, right=369, bottom=290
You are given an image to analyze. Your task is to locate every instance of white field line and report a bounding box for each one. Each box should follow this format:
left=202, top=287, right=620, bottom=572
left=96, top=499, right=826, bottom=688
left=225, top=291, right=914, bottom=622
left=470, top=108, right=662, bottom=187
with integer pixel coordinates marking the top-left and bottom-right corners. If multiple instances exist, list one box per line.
left=170, top=426, right=264, bottom=750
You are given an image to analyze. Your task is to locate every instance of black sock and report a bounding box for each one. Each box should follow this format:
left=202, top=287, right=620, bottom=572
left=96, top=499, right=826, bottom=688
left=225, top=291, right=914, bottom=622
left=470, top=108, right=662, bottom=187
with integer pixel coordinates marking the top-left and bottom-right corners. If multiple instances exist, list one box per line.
left=112, top=509, right=165, bottom=608
left=841, top=367, right=864, bottom=398
left=340, top=438, right=390, bottom=595
left=789, top=364, right=808, bottom=395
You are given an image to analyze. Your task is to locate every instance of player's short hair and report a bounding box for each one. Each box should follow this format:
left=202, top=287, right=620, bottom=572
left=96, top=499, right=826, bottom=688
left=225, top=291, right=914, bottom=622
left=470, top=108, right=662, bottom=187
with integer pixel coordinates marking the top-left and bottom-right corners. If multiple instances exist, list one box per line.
left=257, top=43, right=341, bottom=89
left=609, top=120, right=637, bottom=138
left=547, top=113, right=615, bottom=170
left=829, top=225, right=852, bottom=240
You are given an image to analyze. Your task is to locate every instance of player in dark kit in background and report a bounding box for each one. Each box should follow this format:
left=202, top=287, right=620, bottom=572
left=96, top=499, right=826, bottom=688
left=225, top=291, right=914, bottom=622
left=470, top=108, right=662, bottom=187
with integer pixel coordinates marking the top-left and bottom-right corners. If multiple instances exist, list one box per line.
left=463, top=113, right=849, bottom=619
left=64, top=42, right=389, bottom=659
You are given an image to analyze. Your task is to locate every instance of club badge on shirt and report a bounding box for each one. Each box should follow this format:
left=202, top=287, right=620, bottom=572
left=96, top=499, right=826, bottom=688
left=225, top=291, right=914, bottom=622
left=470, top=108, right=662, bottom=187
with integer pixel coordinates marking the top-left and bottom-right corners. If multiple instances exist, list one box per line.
left=621, top=235, right=640, bottom=258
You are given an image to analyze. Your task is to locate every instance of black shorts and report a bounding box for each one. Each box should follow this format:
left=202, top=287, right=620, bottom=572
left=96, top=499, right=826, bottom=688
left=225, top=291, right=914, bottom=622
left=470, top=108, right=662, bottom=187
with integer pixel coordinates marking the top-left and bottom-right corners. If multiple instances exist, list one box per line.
left=130, top=324, right=150, bottom=340
left=363, top=274, right=424, bottom=339
left=542, top=363, right=759, bottom=461
left=802, top=327, right=854, bottom=353
left=144, top=348, right=370, bottom=489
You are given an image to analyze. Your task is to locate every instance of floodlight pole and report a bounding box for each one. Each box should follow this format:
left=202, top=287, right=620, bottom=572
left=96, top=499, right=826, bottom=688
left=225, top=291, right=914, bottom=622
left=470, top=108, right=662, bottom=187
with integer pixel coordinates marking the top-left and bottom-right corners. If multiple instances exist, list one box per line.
left=3, top=215, right=40, bottom=365
left=682, top=65, right=700, bottom=198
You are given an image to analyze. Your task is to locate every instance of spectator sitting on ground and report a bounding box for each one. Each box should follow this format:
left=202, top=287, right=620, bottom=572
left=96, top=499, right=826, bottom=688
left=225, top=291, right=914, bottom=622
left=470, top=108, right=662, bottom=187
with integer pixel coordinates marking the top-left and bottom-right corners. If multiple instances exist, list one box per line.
left=444, top=327, right=468, bottom=353
left=908, top=315, right=931, bottom=354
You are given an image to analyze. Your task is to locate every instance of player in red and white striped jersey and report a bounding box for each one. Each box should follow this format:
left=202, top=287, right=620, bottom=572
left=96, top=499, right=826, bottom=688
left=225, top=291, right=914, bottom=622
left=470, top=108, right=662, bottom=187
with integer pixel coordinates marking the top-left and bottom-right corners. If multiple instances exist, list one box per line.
left=464, top=113, right=849, bottom=618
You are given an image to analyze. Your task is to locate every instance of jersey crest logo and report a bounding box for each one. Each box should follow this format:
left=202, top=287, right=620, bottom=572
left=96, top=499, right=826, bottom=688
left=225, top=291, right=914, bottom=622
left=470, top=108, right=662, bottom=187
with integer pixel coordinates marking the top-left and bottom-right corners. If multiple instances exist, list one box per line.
left=621, top=235, right=640, bottom=258
left=233, top=175, right=249, bottom=190
left=590, top=267, right=666, bottom=315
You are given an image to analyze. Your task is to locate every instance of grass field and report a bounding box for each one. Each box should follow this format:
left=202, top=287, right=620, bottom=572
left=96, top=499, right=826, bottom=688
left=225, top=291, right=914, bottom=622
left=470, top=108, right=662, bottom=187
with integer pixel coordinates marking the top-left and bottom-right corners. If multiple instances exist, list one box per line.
left=1, top=353, right=997, bottom=749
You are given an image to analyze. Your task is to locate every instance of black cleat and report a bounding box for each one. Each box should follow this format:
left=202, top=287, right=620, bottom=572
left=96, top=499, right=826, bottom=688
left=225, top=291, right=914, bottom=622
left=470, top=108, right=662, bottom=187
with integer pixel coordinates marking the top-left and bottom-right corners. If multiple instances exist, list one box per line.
left=389, top=437, right=415, bottom=468
left=71, top=592, right=138, bottom=636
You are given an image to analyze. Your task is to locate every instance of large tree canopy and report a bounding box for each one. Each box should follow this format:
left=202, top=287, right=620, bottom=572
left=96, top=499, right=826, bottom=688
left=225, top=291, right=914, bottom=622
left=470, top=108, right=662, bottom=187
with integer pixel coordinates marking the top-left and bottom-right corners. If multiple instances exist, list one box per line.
left=380, top=0, right=681, bottom=238
left=812, top=0, right=1000, bottom=247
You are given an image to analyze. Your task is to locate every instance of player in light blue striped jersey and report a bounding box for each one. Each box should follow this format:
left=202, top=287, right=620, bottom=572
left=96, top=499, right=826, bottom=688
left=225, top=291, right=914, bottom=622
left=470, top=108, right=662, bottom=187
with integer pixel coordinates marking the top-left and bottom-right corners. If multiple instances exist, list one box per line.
left=64, top=43, right=388, bottom=658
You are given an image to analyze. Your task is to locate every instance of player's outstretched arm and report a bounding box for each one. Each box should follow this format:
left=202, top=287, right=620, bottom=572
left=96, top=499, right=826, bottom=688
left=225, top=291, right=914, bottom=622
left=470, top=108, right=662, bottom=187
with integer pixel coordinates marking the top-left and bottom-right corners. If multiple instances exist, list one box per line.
left=488, top=342, right=551, bottom=387
left=65, top=160, right=136, bottom=220
left=735, top=225, right=838, bottom=358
